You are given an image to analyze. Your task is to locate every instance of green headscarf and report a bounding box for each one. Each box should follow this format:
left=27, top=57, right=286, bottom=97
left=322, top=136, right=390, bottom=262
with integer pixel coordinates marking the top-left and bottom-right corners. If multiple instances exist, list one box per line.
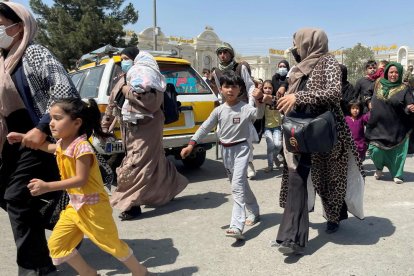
left=379, top=62, right=404, bottom=98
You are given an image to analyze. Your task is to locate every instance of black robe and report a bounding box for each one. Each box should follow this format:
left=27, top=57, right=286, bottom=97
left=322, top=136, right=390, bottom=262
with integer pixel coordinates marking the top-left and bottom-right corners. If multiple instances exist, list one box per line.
left=365, top=81, right=414, bottom=149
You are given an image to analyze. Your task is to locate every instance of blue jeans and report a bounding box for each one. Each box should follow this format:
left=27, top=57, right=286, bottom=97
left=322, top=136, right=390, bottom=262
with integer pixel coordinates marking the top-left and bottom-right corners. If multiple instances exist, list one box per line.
left=264, top=127, right=282, bottom=167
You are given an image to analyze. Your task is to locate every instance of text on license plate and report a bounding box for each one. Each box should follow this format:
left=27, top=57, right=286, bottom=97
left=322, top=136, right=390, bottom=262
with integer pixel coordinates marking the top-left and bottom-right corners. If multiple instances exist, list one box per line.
left=105, top=141, right=124, bottom=153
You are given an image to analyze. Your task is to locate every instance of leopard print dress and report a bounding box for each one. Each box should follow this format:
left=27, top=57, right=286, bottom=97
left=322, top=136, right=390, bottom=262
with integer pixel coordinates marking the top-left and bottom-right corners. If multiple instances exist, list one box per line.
left=279, top=54, right=363, bottom=224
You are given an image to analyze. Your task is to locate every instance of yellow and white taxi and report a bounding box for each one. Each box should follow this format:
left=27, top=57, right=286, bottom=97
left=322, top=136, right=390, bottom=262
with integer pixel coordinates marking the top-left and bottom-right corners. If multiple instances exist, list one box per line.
left=70, top=45, right=218, bottom=169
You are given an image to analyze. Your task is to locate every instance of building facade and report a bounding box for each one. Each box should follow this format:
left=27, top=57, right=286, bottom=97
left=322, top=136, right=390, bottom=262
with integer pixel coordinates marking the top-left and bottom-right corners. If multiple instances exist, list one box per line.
left=135, top=26, right=285, bottom=80
left=133, top=27, right=414, bottom=80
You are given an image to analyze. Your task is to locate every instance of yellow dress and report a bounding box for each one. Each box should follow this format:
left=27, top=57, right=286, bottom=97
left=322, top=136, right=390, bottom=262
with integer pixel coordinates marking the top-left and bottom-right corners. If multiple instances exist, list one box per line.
left=48, top=135, right=132, bottom=265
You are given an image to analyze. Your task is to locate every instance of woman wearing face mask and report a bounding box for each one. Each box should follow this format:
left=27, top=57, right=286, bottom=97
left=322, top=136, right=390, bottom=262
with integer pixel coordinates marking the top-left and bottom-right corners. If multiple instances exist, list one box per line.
left=271, top=60, right=290, bottom=99
left=102, top=47, right=188, bottom=221
left=260, top=28, right=365, bottom=255
left=0, top=2, right=79, bottom=275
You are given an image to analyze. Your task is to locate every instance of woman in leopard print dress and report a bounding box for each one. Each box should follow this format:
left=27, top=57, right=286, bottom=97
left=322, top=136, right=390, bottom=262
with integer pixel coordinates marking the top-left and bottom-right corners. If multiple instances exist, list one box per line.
left=262, top=28, right=364, bottom=254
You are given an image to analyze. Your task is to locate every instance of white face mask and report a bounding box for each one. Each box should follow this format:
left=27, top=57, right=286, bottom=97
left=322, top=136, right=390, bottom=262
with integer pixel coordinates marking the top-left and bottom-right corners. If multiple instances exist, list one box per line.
left=278, top=67, right=288, bottom=76
left=0, top=23, right=19, bottom=49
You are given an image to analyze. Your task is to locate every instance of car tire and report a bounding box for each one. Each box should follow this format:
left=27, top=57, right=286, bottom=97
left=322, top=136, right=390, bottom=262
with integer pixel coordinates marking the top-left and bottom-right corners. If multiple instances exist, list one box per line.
left=181, top=149, right=206, bottom=169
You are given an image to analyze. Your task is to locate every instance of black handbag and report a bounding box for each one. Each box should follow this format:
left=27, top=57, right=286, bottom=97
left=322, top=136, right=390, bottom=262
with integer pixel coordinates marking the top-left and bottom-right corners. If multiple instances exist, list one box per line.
left=38, top=191, right=70, bottom=230
left=282, top=110, right=338, bottom=153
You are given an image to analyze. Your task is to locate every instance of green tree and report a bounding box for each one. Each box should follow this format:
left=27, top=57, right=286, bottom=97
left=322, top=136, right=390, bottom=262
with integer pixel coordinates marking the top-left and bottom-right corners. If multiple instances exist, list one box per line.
left=126, top=32, right=139, bottom=47
left=343, top=43, right=375, bottom=85
left=30, top=0, right=139, bottom=69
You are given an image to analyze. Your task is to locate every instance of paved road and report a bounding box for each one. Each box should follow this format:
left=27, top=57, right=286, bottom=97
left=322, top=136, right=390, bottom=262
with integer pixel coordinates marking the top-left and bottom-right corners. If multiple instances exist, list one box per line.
left=1, top=142, right=414, bottom=276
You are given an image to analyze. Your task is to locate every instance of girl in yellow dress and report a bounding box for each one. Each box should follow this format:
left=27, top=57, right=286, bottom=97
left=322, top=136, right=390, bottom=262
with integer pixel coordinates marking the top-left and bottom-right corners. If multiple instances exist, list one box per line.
left=7, top=98, right=150, bottom=276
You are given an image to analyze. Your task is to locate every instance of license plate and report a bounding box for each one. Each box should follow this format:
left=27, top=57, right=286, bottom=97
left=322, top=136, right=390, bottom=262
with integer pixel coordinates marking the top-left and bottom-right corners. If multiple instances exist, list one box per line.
left=105, top=141, right=124, bottom=153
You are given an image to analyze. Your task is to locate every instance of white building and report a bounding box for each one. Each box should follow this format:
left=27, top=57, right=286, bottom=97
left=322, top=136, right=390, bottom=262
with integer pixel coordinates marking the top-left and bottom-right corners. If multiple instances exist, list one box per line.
left=133, top=27, right=414, bottom=80
left=135, top=26, right=285, bottom=80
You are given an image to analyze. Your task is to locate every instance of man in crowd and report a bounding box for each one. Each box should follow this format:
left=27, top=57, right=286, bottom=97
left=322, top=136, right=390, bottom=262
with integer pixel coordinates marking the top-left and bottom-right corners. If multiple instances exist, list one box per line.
left=354, top=60, right=377, bottom=113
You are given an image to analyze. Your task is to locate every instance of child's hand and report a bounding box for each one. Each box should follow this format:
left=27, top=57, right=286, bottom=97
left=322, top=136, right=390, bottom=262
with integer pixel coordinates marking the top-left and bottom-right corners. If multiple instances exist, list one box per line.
left=6, top=132, right=25, bottom=144
left=27, top=178, right=50, bottom=196
left=252, top=88, right=263, bottom=100
left=180, top=145, right=194, bottom=159
left=277, top=87, right=286, bottom=98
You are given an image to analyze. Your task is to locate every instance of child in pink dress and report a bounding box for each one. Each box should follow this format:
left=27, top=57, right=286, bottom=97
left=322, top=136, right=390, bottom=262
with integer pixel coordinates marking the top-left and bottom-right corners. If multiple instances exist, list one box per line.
left=345, top=100, right=370, bottom=161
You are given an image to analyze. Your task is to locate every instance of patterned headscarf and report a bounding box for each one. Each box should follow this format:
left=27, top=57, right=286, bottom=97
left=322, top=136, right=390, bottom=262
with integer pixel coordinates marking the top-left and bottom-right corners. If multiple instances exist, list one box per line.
left=379, top=62, right=404, bottom=98
left=286, top=28, right=329, bottom=95
left=0, top=2, right=38, bottom=154
left=216, top=42, right=236, bottom=71
left=126, top=51, right=166, bottom=92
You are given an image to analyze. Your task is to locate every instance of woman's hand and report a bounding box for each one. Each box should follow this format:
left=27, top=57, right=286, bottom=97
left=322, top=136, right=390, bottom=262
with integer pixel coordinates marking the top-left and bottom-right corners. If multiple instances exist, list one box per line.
left=121, top=84, right=132, bottom=95
left=407, top=104, right=414, bottom=113
left=180, top=145, right=194, bottom=159
left=22, top=128, right=47, bottom=149
left=277, top=94, right=296, bottom=114
left=27, top=178, right=50, bottom=196
left=6, top=132, right=25, bottom=144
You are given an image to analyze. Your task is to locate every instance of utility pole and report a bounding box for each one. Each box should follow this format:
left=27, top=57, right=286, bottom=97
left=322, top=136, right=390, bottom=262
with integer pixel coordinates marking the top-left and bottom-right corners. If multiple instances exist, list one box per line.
left=153, top=0, right=157, bottom=50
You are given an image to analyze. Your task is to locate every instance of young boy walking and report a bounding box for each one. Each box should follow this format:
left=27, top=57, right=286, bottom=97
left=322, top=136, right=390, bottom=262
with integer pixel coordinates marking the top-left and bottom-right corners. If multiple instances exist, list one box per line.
left=181, top=71, right=264, bottom=239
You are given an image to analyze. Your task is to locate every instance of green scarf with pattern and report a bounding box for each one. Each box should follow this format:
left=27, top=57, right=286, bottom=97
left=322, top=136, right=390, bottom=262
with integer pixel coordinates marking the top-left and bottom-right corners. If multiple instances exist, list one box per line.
left=379, top=62, right=404, bottom=98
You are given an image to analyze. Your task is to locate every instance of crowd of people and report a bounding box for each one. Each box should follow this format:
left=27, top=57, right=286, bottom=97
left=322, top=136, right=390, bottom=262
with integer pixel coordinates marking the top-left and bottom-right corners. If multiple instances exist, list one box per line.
left=0, top=2, right=413, bottom=275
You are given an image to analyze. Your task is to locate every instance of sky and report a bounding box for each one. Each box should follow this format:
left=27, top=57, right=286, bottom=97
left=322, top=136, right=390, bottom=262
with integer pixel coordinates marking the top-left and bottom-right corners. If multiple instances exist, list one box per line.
left=14, top=0, right=414, bottom=56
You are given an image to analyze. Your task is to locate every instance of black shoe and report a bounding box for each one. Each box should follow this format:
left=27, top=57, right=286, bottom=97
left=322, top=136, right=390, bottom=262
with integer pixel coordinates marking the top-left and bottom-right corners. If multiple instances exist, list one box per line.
left=18, top=265, right=57, bottom=276
left=277, top=241, right=305, bottom=255
left=119, top=206, right=142, bottom=221
left=18, top=266, right=37, bottom=276
left=37, top=265, right=58, bottom=276
left=326, top=221, right=339, bottom=234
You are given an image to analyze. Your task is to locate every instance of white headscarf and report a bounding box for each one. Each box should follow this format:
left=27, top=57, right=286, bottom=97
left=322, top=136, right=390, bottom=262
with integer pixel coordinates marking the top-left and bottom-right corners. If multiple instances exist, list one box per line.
left=0, top=2, right=38, bottom=154
left=126, top=51, right=166, bottom=92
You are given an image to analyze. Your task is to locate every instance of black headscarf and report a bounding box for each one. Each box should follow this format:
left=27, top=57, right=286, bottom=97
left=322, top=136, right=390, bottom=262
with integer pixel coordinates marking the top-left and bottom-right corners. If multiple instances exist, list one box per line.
left=278, top=60, right=290, bottom=72
left=271, top=60, right=291, bottom=93
left=121, top=46, right=140, bottom=60
left=339, top=64, right=356, bottom=115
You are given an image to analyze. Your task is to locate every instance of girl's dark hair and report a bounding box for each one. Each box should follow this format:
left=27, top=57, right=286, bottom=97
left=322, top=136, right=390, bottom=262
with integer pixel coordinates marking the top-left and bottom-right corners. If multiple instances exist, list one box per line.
left=0, top=3, right=22, bottom=23
left=348, top=99, right=363, bottom=112
left=51, top=98, right=111, bottom=139
left=219, top=70, right=244, bottom=87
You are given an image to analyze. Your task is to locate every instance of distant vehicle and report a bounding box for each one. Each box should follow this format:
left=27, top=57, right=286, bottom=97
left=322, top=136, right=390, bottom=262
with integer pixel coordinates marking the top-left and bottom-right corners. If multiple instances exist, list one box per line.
left=70, top=45, right=218, bottom=169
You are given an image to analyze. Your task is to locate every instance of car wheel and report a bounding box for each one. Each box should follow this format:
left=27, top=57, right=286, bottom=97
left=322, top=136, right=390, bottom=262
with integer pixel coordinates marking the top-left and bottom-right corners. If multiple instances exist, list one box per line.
left=181, top=149, right=206, bottom=169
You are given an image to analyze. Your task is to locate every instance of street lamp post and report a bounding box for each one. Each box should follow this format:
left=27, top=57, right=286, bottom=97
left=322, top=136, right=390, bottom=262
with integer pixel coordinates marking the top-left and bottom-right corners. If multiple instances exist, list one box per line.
left=153, top=0, right=157, bottom=51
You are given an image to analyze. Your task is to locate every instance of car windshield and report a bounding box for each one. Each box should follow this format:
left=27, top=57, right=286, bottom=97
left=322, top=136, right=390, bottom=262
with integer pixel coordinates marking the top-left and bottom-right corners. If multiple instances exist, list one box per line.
left=159, top=63, right=210, bottom=94
left=70, top=65, right=105, bottom=98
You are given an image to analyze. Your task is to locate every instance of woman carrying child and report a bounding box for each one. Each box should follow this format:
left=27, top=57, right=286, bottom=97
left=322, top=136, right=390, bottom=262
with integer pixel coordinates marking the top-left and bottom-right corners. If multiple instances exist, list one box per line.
left=102, top=48, right=188, bottom=220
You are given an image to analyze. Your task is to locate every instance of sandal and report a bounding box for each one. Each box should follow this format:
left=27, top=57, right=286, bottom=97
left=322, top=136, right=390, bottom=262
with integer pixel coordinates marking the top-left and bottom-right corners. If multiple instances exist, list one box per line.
left=264, top=166, right=273, bottom=173
left=245, top=214, right=260, bottom=226
left=119, top=206, right=142, bottom=221
left=225, top=227, right=245, bottom=240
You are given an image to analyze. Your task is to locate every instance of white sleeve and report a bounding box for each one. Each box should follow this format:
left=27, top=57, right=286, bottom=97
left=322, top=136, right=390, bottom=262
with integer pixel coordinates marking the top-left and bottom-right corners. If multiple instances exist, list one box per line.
left=212, top=71, right=224, bottom=104
left=241, top=65, right=255, bottom=106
